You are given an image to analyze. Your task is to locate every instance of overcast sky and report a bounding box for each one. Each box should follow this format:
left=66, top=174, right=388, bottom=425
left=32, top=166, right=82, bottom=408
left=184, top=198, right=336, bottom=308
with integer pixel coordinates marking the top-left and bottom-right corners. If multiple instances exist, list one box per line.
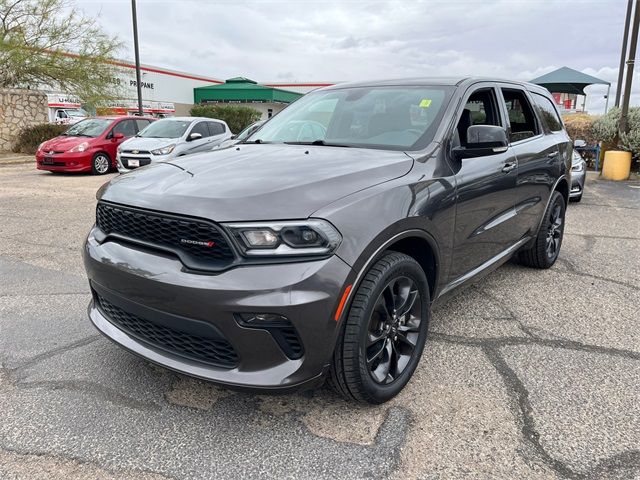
left=75, top=0, right=635, bottom=114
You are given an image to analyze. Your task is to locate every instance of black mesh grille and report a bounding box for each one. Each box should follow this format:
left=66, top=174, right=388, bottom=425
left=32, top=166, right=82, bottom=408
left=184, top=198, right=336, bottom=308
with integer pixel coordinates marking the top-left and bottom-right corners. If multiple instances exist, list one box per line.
left=96, top=202, right=236, bottom=270
left=97, top=294, right=238, bottom=368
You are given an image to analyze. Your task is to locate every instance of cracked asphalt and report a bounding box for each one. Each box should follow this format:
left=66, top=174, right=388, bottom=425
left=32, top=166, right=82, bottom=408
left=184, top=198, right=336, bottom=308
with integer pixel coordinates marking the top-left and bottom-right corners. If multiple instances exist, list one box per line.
left=0, top=163, right=638, bottom=480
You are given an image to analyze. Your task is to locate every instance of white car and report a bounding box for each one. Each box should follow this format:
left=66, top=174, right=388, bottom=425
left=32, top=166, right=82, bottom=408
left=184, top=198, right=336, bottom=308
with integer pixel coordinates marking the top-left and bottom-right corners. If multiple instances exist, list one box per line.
left=117, top=117, right=231, bottom=173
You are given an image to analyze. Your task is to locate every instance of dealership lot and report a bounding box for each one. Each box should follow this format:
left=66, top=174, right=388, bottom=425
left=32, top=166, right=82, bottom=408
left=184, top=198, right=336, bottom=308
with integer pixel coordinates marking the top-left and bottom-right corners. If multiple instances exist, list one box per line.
left=0, top=163, right=638, bottom=480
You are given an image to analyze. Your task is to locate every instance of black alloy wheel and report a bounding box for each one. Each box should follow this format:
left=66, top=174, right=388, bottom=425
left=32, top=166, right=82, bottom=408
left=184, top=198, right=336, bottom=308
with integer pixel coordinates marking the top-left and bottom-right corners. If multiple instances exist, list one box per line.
left=366, top=276, right=422, bottom=384
left=516, top=190, right=566, bottom=269
left=329, top=251, right=430, bottom=404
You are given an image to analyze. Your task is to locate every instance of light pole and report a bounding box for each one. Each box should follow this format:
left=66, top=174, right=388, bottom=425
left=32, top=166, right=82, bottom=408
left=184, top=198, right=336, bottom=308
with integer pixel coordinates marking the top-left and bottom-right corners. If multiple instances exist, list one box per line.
left=616, top=0, right=634, bottom=107
left=131, top=0, right=143, bottom=116
left=620, top=0, right=640, bottom=135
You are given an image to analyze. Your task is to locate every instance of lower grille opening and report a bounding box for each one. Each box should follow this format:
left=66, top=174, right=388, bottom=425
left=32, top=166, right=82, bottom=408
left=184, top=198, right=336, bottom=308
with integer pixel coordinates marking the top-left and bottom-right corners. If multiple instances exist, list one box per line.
left=96, top=294, right=239, bottom=369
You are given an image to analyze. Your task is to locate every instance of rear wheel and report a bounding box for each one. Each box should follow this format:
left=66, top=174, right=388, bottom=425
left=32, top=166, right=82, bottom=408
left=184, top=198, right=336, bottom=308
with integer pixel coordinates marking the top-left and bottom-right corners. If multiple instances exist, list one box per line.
left=92, top=153, right=111, bottom=175
left=329, top=252, right=430, bottom=404
left=517, top=191, right=566, bottom=268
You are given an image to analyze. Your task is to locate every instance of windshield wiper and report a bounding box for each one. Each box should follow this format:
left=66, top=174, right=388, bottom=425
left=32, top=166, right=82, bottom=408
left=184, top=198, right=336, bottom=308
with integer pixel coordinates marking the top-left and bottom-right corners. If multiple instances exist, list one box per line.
left=242, top=138, right=265, bottom=144
left=285, top=140, right=351, bottom=147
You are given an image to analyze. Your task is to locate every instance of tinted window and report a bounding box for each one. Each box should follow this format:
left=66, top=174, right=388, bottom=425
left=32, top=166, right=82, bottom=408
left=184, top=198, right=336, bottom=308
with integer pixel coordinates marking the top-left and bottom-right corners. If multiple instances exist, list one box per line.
left=249, top=86, right=454, bottom=150
left=135, top=119, right=152, bottom=132
left=64, top=118, right=112, bottom=137
left=112, top=120, right=137, bottom=137
left=501, top=89, right=539, bottom=142
left=190, top=121, right=210, bottom=138
left=455, top=88, right=502, bottom=147
left=208, top=122, right=226, bottom=135
left=532, top=93, right=563, bottom=132
left=138, top=119, right=191, bottom=138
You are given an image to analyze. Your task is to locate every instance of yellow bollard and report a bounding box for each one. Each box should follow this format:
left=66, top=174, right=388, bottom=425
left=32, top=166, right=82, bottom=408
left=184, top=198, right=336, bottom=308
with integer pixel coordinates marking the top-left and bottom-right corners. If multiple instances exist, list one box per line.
left=602, top=150, right=632, bottom=181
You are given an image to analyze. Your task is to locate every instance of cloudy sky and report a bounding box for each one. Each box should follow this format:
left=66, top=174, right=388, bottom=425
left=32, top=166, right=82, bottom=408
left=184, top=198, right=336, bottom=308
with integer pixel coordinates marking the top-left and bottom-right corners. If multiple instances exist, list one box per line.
left=75, top=0, right=633, bottom=113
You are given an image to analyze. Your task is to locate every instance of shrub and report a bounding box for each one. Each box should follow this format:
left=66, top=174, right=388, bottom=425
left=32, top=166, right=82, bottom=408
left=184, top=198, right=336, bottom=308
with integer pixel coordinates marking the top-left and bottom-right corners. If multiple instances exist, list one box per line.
left=12, top=123, right=68, bottom=154
left=562, top=113, right=598, bottom=146
left=190, top=104, right=262, bottom=133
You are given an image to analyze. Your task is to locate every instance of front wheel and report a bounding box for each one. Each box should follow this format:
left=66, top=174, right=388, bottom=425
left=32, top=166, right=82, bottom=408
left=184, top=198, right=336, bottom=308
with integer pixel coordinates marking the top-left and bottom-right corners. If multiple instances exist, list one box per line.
left=329, top=252, right=430, bottom=404
left=91, top=153, right=111, bottom=175
left=517, top=190, right=566, bottom=268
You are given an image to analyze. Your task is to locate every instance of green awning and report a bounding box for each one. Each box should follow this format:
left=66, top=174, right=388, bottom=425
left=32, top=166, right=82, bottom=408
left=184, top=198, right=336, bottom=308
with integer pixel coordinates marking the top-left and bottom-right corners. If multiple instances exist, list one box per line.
left=530, top=66, right=610, bottom=95
left=194, top=77, right=302, bottom=104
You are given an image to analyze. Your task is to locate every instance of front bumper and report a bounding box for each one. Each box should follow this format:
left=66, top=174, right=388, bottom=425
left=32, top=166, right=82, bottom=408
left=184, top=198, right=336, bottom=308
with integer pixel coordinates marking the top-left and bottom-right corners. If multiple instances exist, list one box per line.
left=36, top=151, right=93, bottom=172
left=83, top=228, right=353, bottom=391
left=570, top=169, right=586, bottom=197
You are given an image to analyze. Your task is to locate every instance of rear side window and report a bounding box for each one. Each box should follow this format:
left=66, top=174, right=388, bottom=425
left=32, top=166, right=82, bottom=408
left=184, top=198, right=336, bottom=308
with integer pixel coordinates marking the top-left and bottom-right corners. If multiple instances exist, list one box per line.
left=190, top=122, right=211, bottom=138
left=531, top=93, right=563, bottom=132
left=501, top=89, right=539, bottom=142
left=207, top=122, right=226, bottom=135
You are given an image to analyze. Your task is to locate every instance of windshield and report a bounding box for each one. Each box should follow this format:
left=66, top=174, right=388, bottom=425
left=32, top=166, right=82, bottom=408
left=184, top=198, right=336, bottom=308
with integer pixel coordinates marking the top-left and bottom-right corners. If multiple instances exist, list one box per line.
left=66, top=109, right=87, bottom=118
left=247, top=85, right=453, bottom=150
left=63, top=118, right=112, bottom=137
left=137, top=119, right=192, bottom=138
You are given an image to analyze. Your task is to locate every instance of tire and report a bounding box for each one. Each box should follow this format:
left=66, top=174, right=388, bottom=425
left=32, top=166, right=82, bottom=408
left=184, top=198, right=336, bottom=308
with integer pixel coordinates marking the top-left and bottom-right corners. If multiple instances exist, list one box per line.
left=329, top=251, right=430, bottom=404
left=91, top=152, right=111, bottom=175
left=517, top=191, right=566, bottom=268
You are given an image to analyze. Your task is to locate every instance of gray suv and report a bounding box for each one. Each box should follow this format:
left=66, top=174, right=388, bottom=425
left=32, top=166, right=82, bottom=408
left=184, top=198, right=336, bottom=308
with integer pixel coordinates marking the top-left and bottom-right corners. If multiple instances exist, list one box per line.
left=117, top=117, right=231, bottom=172
left=84, top=78, right=571, bottom=403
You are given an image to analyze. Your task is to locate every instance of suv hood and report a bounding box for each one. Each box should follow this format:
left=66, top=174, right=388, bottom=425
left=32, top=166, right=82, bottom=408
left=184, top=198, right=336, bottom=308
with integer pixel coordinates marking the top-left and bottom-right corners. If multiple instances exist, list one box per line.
left=100, top=144, right=414, bottom=222
left=120, top=137, right=178, bottom=151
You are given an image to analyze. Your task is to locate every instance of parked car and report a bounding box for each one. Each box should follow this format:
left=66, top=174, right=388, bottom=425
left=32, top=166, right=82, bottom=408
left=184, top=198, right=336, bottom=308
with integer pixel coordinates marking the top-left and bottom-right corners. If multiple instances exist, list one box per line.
left=570, top=150, right=586, bottom=202
left=84, top=78, right=571, bottom=403
left=215, top=120, right=266, bottom=150
left=116, top=117, right=231, bottom=173
left=36, top=116, right=155, bottom=175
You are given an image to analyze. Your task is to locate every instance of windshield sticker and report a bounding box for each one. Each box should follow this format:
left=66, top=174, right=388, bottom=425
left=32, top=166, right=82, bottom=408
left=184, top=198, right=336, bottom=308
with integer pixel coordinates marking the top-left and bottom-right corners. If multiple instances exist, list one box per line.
left=419, top=99, right=432, bottom=108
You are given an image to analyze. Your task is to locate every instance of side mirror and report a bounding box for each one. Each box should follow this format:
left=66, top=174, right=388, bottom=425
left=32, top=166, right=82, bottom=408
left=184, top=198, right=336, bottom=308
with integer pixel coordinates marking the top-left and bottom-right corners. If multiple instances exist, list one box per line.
left=453, top=125, right=509, bottom=160
left=187, top=132, right=202, bottom=142
left=113, top=132, right=124, bottom=140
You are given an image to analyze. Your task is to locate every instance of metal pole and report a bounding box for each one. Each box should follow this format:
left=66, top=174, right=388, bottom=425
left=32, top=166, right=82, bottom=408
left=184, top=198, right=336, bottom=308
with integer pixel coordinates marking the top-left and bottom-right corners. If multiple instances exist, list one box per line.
left=616, top=0, right=633, bottom=107
left=604, top=84, right=611, bottom=114
left=131, top=0, right=143, bottom=116
left=619, top=0, right=640, bottom=135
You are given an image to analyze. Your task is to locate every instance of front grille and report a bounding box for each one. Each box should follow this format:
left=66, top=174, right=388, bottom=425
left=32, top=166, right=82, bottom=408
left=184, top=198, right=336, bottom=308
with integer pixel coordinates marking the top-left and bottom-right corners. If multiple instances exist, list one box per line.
left=96, top=202, right=236, bottom=270
left=122, top=149, right=151, bottom=154
left=97, top=294, right=239, bottom=368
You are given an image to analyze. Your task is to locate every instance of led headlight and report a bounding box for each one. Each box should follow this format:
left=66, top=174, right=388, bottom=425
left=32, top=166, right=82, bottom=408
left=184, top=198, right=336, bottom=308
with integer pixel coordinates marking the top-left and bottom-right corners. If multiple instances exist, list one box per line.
left=151, top=144, right=175, bottom=155
left=224, top=219, right=341, bottom=257
left=571, top=162, right=584, bottom=172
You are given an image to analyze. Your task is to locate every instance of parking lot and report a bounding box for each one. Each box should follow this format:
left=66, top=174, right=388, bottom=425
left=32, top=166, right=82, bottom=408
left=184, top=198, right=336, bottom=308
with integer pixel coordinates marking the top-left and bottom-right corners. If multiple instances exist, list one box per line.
left=0, top=162, right=638, bottom=480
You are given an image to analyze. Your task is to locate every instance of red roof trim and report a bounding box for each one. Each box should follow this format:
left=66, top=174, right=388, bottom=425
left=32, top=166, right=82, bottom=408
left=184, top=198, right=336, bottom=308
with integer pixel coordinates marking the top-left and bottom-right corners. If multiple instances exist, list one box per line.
left=263, top=83, right=334, bottom=87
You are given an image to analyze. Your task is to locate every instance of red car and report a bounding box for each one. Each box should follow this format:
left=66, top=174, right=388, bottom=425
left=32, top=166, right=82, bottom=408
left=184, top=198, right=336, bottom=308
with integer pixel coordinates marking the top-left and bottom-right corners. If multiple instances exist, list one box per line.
left=36, top=116, right=155, bottom=174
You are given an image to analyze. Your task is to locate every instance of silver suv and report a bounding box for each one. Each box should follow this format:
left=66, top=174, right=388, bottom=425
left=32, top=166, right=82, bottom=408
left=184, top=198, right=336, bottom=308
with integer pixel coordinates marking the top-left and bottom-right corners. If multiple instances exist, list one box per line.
left=117, top=117, right=231, bottom=173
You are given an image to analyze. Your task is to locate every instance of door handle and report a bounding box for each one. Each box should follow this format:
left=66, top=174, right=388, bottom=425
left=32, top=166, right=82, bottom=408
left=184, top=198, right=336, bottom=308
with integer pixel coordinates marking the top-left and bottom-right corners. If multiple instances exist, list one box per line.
left=548, top=151, right=559, bottom=158
left=502, top=162, right=517, bottom=173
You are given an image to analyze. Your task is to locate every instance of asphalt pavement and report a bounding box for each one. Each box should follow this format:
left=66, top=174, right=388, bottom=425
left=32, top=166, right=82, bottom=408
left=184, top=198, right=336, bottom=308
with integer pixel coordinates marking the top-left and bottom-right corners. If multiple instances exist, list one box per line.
left=0, top=164, right=638, bottom=480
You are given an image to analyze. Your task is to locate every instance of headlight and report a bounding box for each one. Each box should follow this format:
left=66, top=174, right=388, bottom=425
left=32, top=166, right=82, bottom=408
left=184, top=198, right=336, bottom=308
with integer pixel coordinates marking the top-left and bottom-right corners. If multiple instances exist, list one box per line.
left=151, top=144, right=175, bottom=155
left=223, top=219, right=341, bottom=257
left=69, top=142, right=89, bottom=153
left=571, top=162, right=585, bottom=172
left=37, top=142, right=45, bottom=152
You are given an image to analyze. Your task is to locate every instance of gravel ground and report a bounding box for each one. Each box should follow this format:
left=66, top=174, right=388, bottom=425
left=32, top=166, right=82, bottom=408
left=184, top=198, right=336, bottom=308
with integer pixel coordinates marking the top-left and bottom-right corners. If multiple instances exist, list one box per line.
left=0, top=164, right=638, bottom=480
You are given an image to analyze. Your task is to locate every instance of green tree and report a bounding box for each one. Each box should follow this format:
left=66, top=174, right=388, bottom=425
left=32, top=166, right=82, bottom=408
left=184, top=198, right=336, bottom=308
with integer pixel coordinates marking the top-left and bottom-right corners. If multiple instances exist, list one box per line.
left=190, top=104, right=262, bottom=133
left=0, top=0, right=123, bottom=105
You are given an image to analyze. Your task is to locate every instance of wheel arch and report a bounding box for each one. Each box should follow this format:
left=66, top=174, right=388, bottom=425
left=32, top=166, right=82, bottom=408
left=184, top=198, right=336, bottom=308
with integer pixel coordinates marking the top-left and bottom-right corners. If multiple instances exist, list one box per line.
left=555, top=176, right=569, bottom=205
